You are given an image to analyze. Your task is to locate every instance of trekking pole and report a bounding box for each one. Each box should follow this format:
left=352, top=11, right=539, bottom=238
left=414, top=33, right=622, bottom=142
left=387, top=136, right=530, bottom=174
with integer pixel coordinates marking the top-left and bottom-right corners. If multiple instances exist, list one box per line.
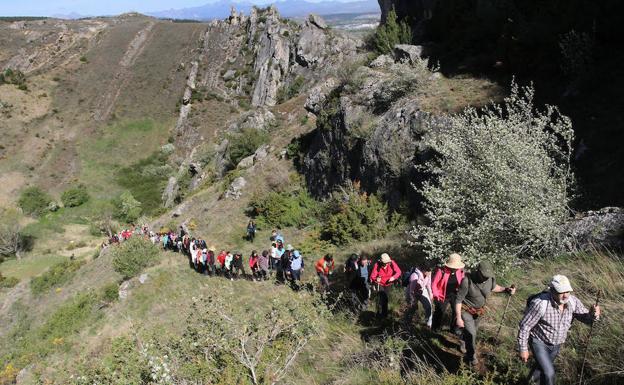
left=578, top=289, right=602, bottom=385
left=494, top=284, right=515, bottom=342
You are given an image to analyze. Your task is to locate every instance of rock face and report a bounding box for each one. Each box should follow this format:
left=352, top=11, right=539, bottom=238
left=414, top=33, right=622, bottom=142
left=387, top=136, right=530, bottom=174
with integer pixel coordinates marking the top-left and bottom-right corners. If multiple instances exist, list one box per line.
left=296, top=15, right=328, bottom=67
left=251, top=6, right=291, bottom=106
left=561, top=207, right=624, bottom=251
left=304, top=78, right=338, bottom=114
left=162, top=177, right=180, bottom=208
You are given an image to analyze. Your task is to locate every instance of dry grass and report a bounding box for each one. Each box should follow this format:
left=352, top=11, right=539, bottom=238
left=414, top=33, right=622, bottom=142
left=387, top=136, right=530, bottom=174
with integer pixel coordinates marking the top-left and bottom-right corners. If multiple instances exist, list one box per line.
left=417, top=74, right=504, bottom=115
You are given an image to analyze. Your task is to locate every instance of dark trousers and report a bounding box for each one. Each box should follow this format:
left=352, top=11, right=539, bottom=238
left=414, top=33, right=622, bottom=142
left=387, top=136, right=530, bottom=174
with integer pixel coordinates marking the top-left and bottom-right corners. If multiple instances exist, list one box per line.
left=232, top=266, right=246, bottom=279
left=206, top=264, right=215, bottom=276
left=376, top=285, right=391, bottom=318
left=290, top=269, right=301, bottom=281
left=529, top=339, right=561, bottom=385
left=432, top=296, right=457, bottom=331
left=460, top=310, right=480, bottom=362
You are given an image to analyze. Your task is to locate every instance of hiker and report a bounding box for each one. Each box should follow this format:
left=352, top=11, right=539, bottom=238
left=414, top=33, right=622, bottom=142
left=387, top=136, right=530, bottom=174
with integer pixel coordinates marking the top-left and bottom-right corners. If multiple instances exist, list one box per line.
left=517, top=275, right=600, bottom=385
left=353, top=253, right=372, bottom=309
left=224, top=251, right=233, bottom=279
left=315, top=254, right=335, bottom=291
left=231, top=252, right=246, bottom=280
left=344, top=253, right=359, bottom=290
left=194, top=246, right=202, bottom=272
left=274, top=242, right=286, bottom=279
left=217, top=249, right=227, bottom=274
left=370, top=253, right=402, bottom=319
left=289, top=250, right=304, bottom=285
left=431, top=253, right=465, bottom=331
left=455, top=261, right=515, bottom=366
left=279, top=245, right=294, bottom=283
left=199, top=247, right=208, bottom=274
left=246, top=220, right=257, bottom=242
left=404, top=264, right=433, bottom=328
left=257, top=250, right=270, bottom=281
left=206, top=246, right=216, bottom=276
left=249, top=250, right=259, bottom=279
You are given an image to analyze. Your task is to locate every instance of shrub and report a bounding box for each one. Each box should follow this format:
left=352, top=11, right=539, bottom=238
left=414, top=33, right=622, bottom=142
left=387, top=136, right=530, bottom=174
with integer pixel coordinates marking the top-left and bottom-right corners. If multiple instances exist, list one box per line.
left=249, top=189, right=321, bottom=229
left=111, top=236, right=160, bottom=279
left=227, top=127, right=269, bottom=167
left=409, top=83, right=574, bottom=268
left=0, top=206, right=28, bottom=258
left=17, top=186, right=51, bottom=217
left=112, top=191, right=142, bottom=224
left=0, top=273, right=19, bottom=288
left=369, top=8, right=411, bottom=54
left=321, top=182, right=396, bottom=245
left=61, top=184, right=89, bottom=207
left=276, top=75, right=305, bottom=103
left=116, top=152, right=172, bottom=216
left=101, top=282, right=119, bottom=303
left=30, top=259, right=85, bottom=295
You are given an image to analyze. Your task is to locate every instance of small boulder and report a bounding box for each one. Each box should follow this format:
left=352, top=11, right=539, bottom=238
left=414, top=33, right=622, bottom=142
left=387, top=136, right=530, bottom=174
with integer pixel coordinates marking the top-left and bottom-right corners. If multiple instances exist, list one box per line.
left=369, top=54, right=394, bottom=68
left=139, top=273, right=149, bottom=284
left=305, top=78, right=338, bottom=114
left=393, top=44, right=424, bottom=65
left=237, top=154, right=255, bottom=169
left=561, top=207, right=624, bottom=251
left=118, top=280, right=132, bottom=300
left=224, top=177, right=247, bottom=200
left=253, top=144, right=270, bottom=163
left=222, top=69, right=237, bottom=81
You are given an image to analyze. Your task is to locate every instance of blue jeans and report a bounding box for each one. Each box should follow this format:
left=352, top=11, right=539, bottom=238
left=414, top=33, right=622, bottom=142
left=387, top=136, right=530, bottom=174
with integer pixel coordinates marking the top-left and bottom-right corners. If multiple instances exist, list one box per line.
left=530, top=338, right=561, bottom=385
left=290, top=269, right=301, bottom=281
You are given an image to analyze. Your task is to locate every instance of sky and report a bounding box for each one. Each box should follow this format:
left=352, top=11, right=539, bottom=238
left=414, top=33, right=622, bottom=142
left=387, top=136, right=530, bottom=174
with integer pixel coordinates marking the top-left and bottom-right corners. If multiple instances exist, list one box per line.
left=0, top=0, right=363, bottom=17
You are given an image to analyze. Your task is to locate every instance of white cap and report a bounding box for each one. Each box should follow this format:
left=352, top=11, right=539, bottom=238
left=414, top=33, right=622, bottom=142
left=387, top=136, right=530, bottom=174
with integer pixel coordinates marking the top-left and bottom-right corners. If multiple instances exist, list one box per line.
left=550, top=274, right=573, bottom=293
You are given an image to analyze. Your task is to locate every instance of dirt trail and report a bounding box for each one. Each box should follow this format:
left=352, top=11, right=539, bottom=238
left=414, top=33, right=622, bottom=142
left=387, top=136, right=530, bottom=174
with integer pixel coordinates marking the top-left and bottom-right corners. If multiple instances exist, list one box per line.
left=94, top=21, right=155, bottom=122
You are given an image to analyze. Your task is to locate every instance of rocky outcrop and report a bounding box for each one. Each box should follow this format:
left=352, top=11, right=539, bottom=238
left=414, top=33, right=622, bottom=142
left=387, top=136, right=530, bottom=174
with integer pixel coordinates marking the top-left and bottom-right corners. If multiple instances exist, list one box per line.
left=251, top=6, right=291, bottom=106
left=224, top=176, right=247, bottom=200
left=304, top=78, right=338, bottom=113
left=302, top=53, right=437, bottom=208
left=296, top=15, right=328, bottom=67
left=561, top=207, right=624, bottom=251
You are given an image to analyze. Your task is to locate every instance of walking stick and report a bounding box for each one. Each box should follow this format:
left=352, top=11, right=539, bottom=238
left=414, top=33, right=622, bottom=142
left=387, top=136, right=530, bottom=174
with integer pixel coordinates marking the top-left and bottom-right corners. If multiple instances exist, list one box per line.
left=578, top=289, right=602, bottom=385
left=494, top=284, right=515, bottom=342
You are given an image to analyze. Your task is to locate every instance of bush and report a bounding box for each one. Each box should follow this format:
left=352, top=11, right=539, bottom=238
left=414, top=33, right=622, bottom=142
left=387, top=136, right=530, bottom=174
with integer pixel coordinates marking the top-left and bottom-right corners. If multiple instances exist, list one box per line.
left=0, top=272, right=19, bottom=288
left=249, top=189, right=321, bottom=229
left=116, top=152, right=172, bottom=216
left=227, top=127, right=269, bottom=167
left=277, top=75, right=305, bottom=103
left=101, top=282, right=119, bottom=303
left=111, top=236, right=160, bottom=279
left=112, top=191, right=142, bottom=224
left=30, top=259, right=85, bottom=295
left=409, top=83, right=574, bottom=268
left=368, top=8, right=411, bottom=54
left=0, top=68, right=26, bottom=88
left=61, top=184, right=89, bottom=207
left=321, top=182, right=397, bottom=245
left=17, top=186, right=52, bottom=217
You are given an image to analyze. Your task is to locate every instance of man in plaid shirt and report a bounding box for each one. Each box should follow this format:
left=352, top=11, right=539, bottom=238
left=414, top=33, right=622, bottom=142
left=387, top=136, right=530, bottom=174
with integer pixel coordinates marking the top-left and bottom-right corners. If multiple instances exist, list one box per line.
left=517, top=275, right=601, bottom=385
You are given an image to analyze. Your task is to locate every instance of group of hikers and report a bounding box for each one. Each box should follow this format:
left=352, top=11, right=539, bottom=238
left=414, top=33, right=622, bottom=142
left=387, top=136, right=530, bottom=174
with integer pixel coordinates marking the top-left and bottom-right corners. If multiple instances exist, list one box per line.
left=104, top=225, right=600, bottom=385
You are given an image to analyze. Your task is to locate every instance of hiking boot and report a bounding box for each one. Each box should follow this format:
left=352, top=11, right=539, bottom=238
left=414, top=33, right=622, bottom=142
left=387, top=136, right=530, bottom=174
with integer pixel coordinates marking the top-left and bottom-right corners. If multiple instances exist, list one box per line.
left=459, top=340, right=466, bottom=354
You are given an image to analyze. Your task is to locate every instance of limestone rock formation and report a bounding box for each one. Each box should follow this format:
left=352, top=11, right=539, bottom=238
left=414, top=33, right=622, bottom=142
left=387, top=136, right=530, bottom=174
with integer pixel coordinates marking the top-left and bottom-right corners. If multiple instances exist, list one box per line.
left=561, top=207, right=624, bottom=251
left=224, top=176, right=247, bottom=200
left=304, top=78, right=338, bottom=114
left=296, top=15, right=328, bottom=67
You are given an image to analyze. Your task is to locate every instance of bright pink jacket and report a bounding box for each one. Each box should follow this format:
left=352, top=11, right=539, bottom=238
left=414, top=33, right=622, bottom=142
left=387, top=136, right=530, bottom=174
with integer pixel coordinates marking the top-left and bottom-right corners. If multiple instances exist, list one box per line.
left=431, top=266, right=465, bottom=302
left=370, top=260, right=401, bottom=287
left=249, top=255, right=258, bottom=269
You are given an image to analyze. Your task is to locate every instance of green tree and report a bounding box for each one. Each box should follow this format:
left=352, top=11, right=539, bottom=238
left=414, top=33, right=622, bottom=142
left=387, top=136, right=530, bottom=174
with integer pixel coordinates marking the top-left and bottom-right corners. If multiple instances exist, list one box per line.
left=111, top=236, right=160, bottom=279
left=409, top=83, right=574, bottom=268
left=61, top=184, right=90, bottom=207
left=371, top=8, right=412, bottom=54
left=17, top=186, right=52, bottom=217
left=113, top=191, right=142, bottom=224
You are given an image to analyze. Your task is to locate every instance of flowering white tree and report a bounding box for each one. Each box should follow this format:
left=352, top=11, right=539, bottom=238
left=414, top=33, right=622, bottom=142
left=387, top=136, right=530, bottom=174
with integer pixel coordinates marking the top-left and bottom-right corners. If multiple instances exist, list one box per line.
left=410, top=82, right=575, bottom=268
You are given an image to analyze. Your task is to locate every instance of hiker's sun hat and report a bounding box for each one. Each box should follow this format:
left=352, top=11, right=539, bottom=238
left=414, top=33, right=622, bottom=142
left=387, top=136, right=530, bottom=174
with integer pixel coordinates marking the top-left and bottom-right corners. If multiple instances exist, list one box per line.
left=550, top=274, right=573, bottom=293
left=293, top=250, right=301, bottom=258
left=286, top=244, right=294, bottom=251
left=209, top=245, right=216, bottom=252
left=445, top=253, right=465, bottom=269
left=380, top=253, right=391, bottom=264
left=476, top=261, right=495, bottom=278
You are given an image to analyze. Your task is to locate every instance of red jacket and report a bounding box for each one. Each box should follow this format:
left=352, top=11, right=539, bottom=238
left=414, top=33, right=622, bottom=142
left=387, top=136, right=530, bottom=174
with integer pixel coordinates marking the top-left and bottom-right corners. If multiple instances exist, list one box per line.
left=315, top=258, right=334, bottom=275
left=370, top=260, right=401, bottom=287
left=249, top=255, right=258, bottom=269
left=217, top=252, right=226, bottom=267
left=431, top=266, right=465, bottom=302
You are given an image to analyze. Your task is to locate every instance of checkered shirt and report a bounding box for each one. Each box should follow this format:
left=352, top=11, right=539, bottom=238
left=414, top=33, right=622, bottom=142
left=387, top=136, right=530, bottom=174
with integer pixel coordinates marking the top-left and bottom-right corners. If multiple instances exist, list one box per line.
left=517, top=292, right=594, bottom=352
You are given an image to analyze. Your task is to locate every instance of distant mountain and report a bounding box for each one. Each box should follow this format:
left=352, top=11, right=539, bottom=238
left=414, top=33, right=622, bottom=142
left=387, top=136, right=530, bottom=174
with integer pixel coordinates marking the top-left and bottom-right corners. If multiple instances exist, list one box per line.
left=147, top=0, right=380, bottom=20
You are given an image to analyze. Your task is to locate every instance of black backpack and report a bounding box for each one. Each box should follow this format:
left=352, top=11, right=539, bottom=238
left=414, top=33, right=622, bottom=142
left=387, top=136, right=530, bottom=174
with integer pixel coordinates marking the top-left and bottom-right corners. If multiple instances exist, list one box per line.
left=401, top=266, right=418, bottom=287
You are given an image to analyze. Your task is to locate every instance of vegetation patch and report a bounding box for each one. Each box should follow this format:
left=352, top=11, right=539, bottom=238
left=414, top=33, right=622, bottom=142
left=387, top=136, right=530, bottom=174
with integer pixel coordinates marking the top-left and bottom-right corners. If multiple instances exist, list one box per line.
left=30, top=259, right=86, bottom=295
left=227, top=128, right=269, bottom=167
left=111, top=236, right=160, bottom=279
left=17, top=186, right=52, bottom=217
left=0, top=68, right=27, bottom=90
left=61, top=184, right=90, bottom=208
left=249, top=189, right=321, bottom=229
left=116, top=151, right=172, bottom=216
left=366, top=8, right=411, bottom=55
left=410, top=83, right=574, bottom=268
